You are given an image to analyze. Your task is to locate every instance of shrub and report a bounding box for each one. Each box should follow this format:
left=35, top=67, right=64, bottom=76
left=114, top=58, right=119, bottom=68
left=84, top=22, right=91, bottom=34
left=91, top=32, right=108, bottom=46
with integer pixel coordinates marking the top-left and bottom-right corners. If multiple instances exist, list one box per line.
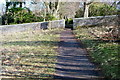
left=2, top=7, right=44, bottom=25
left=89, top=3, right=117, bottom=17
left=75, top=3, right=117, bottom=18
left=75, top=8, right=84, bottom=18
left=2, top=13, right=14, bottom=25
left=45, top=13, right=58, bottom=21
left=65, top=18, right=73, bottom=24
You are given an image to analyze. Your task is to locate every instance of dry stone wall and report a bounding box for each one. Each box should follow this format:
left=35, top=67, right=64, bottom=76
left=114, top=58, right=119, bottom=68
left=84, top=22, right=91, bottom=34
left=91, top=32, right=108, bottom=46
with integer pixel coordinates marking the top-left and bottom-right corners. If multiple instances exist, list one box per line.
left=73, top=15, right=118, bottom=28
left=0, top=19, right=65, bottom=34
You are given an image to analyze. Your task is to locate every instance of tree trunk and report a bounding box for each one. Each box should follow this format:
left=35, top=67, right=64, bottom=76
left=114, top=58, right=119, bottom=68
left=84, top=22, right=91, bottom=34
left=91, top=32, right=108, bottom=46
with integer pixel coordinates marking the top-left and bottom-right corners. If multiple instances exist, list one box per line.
left=6, top=2, right=11, bottom=12
left=20, top=2, right=22, bottom=8
left=44, top=1, right=60, bottom=19
left=53, top=0, right=60, bottom=19
left=44, top=8, right=46, bottom=21
left=84, top=2, right=89, bottom=18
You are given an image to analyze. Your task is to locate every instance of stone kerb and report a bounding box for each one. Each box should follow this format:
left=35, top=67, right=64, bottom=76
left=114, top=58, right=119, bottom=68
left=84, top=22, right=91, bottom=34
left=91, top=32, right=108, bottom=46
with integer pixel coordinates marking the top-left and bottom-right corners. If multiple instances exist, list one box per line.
left=73, top=15, right=118, bottom=28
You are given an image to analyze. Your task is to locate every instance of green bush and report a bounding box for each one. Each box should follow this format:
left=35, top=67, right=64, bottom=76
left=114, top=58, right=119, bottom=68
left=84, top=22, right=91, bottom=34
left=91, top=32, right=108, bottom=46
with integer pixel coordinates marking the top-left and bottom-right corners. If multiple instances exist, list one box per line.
left=45, top=13, right=58, bottom=21
left=68, top=18, right=73, bottom=24
left=75, top=3, right=117, bottom=18
left=8, top=7, right=24, bottom=13
left=75, top=8, right=84, bottom=18
left=65, top=18, right=73, bottom=24
left=89, top=3, right=117, bottom=16
left=2, top=7, right=44, bottom=25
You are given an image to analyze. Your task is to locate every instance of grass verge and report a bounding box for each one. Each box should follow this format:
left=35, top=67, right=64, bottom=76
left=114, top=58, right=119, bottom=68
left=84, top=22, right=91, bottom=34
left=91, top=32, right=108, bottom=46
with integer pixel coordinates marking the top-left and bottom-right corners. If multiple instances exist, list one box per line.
left=74, top=27, right=119, bottom=79
left=0, top=28, right=63, bottom=79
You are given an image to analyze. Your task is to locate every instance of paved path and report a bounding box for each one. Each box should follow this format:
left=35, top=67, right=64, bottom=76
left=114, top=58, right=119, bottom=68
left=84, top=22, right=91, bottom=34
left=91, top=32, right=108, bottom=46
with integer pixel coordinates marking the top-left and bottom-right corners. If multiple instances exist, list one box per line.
left=54, top=29, right=104, bottom=80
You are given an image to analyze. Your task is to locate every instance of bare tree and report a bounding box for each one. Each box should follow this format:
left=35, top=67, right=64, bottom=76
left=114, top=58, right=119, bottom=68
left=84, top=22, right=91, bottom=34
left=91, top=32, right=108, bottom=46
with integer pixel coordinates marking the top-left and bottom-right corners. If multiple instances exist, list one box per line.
left=59, top=2, right=80, bottom=19
left=44, top=0, right=60, bottom=18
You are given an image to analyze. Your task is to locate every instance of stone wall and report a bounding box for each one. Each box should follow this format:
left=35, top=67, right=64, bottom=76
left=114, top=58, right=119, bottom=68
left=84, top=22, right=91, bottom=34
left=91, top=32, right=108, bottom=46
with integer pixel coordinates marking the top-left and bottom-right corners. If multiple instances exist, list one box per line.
left=49, top=20, right=65, bottom=28
left=0, top=16, right=2, bottom=25
left=0, top=19, right=65, bottom=34
left=73, top=15, right=118, bottom=28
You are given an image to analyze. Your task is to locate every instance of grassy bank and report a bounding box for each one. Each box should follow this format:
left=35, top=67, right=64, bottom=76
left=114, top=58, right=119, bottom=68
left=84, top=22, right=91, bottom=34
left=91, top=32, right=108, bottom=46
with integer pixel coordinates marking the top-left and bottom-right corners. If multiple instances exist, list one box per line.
left=74, top=27, right=119, bottom=79
left=0, top=28, right=63, bottom=78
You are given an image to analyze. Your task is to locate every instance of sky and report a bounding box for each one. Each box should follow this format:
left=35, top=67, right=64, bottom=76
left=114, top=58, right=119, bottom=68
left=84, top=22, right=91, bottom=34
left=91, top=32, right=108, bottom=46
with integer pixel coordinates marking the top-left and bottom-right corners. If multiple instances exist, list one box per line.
left=0, top=0, right=6, bottom=15
left=0, top=0, right=5, bottom=3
